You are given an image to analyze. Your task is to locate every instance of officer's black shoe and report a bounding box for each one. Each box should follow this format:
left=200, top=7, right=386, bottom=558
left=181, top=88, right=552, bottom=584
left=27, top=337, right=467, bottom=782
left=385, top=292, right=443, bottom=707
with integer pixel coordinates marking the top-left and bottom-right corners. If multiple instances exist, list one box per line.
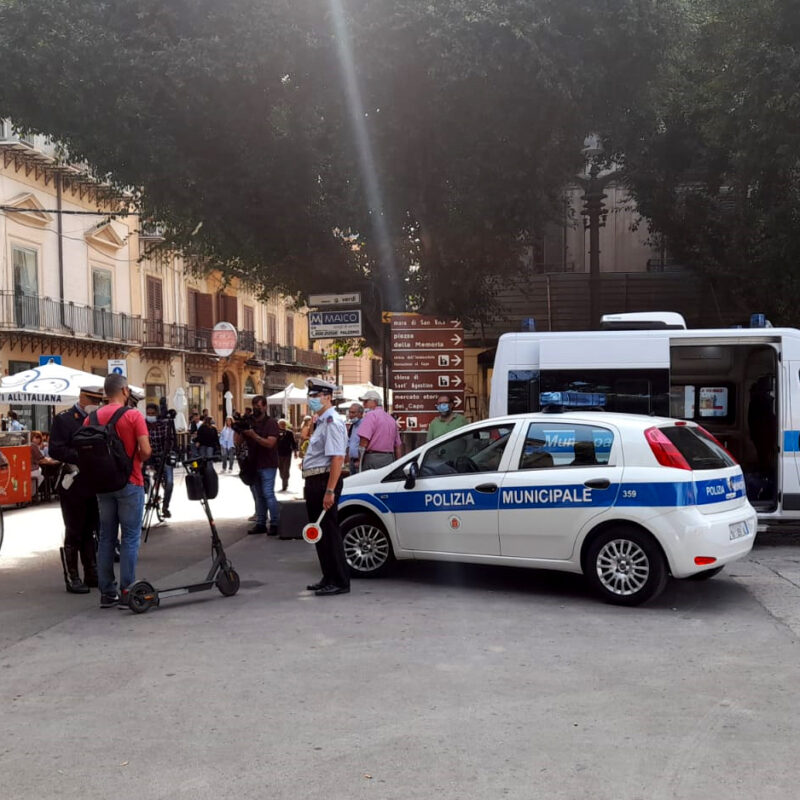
left=66, top=576, right=90, bottom=594
left=247, top=525, right=268, bottom=535
left=315, top=585, right=350, bottom=596
left=306, top=581, right=326, bottom=591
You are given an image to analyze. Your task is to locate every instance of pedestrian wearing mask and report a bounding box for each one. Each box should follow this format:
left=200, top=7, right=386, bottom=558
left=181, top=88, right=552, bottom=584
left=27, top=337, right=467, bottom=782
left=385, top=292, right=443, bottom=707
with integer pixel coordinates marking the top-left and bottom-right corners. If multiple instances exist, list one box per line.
left=426, top=393, right=467, bottom=441
left=357, top=390, right=403, bottom=471
left=303, top=378, right=349, bottom=596
left=346, top=402, right=364, bottom=474
left=48, top=385, right=105, bottom=594
left=236, top=395, right=280, bottom=534
left=85, top=374, right=151, bottom=608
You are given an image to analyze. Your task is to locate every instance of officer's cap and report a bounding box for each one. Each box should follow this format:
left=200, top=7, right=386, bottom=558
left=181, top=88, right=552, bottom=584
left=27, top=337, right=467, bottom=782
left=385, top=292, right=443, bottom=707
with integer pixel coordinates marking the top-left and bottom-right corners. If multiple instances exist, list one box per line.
left=78, top=384, right=105, bottom=400
left=306, top=378, right=337, bottom=396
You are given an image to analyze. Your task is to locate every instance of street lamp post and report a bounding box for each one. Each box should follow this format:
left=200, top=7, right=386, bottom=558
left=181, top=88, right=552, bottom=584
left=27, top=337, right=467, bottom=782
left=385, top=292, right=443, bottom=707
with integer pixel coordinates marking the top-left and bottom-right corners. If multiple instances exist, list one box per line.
left=578, top=135, right=617, bottom=328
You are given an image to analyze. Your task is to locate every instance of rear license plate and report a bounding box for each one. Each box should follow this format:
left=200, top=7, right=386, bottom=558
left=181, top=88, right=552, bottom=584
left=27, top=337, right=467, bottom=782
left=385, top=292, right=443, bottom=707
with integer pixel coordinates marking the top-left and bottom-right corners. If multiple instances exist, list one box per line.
left=729, top=520, right=750, bottom=541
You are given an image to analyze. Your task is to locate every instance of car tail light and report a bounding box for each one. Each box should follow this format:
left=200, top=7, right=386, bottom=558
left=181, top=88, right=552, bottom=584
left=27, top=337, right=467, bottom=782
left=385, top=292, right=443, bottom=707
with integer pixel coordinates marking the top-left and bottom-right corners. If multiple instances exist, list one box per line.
left=694, top=556, right=717, bottom=566
left=695, top=425, right=738, bottom=463
left=644, top=427, right=691, bottom=470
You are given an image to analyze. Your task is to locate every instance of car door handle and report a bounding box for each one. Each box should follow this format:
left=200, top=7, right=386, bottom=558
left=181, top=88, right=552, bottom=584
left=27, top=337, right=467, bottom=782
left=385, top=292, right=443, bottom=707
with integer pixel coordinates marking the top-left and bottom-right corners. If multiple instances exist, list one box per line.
left=584, top=478, right=611, bottom=490
left=475, top=483, right=498, bottom=494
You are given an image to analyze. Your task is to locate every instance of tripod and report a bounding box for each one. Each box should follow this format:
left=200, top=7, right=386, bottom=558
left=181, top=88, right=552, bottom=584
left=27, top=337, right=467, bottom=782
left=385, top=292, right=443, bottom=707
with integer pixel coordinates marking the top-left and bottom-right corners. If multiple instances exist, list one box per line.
left=143, top=417, right=177, bottom=542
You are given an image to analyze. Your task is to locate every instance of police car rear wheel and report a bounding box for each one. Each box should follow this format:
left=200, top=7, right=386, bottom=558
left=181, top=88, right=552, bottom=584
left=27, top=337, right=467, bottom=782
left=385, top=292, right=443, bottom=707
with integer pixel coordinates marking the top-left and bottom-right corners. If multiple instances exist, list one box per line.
left=342, top=514, right=394, bottom=578
left=586, top=528, right=667, bottom=606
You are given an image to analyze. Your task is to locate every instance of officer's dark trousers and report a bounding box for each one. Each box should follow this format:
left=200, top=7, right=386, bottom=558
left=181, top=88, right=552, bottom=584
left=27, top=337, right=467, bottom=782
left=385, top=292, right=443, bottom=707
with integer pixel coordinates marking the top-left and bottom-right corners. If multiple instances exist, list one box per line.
left=304, top=473, right=349, bottom=589
left=60, top=488, right=99, bottom=581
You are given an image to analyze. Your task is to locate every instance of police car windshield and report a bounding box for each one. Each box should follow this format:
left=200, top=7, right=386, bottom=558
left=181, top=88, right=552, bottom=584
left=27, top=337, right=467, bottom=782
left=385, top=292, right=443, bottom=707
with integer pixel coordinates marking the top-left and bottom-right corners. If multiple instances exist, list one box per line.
left=660, top=426, right=734, bottom=470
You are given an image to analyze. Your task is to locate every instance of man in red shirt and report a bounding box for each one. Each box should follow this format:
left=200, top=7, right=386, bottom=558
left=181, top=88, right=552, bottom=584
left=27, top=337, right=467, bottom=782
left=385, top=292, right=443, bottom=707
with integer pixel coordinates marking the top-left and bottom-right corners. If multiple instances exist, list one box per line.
left=88, top=374, right=151, bottom=608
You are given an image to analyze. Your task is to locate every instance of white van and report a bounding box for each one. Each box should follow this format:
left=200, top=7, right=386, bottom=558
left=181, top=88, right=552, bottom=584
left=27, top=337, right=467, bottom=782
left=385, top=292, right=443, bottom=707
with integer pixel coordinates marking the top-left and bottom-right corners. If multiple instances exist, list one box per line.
left=489, top=313, right=800, bottom=524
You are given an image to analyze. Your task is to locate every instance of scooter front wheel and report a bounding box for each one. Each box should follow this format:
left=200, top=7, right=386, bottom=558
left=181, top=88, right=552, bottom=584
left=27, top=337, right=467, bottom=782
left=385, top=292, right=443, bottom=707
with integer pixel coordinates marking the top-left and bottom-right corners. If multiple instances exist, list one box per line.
left=127, top=580, right=159, bottom=614
left=216, top=568, right=240, bottom=597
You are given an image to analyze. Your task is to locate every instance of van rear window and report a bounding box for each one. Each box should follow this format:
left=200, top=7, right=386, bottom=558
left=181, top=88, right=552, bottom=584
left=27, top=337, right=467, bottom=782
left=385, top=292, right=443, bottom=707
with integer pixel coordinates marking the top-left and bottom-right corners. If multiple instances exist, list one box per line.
left=660, top=426, right=736, bottom=470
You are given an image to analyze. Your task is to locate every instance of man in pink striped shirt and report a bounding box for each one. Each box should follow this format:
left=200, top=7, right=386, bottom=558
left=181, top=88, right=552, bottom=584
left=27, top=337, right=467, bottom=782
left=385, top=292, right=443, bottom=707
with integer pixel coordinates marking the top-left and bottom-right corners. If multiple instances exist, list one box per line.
left=357, top=390, right=403, bottom=471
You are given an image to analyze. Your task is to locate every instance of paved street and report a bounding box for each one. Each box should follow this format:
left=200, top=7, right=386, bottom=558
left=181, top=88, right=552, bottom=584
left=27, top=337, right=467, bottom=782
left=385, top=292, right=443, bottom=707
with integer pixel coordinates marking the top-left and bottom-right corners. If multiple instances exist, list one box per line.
left=2, top=465, right=800, bottom=799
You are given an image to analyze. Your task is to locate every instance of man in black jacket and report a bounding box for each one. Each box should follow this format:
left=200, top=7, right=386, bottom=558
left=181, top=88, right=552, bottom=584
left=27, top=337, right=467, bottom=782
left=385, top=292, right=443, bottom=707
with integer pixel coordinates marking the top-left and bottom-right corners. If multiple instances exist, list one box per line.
left=276, top=419, right=297, bottom=492
left=48, top=385, right=105, bottom=593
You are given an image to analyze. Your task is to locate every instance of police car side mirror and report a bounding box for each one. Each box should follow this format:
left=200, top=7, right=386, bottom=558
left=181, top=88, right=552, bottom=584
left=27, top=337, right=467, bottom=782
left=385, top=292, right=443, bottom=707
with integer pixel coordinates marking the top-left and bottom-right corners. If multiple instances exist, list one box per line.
left=403, top=461, right=418, bottom=490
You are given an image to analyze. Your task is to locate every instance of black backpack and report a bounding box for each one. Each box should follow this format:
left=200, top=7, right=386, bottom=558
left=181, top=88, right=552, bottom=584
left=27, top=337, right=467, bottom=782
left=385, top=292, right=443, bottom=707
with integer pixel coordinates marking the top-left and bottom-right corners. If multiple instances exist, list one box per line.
left=71, top=407, right=134, bottom=493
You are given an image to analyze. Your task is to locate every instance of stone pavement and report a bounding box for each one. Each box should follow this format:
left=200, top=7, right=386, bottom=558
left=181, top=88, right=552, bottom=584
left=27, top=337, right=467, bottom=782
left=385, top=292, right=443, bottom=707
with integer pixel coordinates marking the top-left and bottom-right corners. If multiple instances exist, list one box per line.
left=2, top=469, right=800, bottom=799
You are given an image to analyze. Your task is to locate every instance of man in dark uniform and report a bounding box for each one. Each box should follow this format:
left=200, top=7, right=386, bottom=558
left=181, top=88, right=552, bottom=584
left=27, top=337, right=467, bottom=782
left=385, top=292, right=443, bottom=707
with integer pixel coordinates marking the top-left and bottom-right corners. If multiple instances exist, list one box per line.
left=302, top=378, right=350, bottom=596
left=48, top=385, right=104, bottom=593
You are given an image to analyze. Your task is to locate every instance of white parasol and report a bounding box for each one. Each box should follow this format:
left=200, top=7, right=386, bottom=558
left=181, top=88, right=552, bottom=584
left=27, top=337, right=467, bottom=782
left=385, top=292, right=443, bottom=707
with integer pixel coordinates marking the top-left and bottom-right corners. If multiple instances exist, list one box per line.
left=0, top=360, right=141, bottom=406
left=173, top=387, right=188, bottom=432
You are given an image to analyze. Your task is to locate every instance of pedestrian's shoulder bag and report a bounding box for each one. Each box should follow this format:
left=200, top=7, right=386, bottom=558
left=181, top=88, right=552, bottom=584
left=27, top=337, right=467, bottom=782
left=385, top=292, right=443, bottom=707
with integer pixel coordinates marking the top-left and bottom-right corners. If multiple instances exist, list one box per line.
left=237, top=442, right=257, bottom=486
left=71, top=407, right=133, bottom=493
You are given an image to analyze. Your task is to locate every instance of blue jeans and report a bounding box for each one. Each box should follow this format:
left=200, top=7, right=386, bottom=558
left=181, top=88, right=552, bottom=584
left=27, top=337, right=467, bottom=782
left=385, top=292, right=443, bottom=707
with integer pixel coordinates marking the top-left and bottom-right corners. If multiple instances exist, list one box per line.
left=199, top=445, right=215, bottom=460
left=97, top=483, right=145, bottom=596
left=253, top=467, right=280, bottom=528
left=221, top=446, right=235, bottom=470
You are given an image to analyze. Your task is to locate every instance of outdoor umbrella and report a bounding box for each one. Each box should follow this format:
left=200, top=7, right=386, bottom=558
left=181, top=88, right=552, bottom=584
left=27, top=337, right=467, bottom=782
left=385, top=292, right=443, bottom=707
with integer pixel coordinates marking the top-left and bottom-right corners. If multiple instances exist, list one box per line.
left=173, top=387, right=188, bottom=432
left=0, top=360, right=143, bottom=406
left=0, top=361, right=105, bottom=406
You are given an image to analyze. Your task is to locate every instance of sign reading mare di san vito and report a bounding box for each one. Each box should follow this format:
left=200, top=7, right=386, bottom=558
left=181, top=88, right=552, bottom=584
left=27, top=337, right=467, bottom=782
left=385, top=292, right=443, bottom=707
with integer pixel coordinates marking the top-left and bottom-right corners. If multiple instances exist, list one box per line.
left=390, top=314, right=464, bottom=432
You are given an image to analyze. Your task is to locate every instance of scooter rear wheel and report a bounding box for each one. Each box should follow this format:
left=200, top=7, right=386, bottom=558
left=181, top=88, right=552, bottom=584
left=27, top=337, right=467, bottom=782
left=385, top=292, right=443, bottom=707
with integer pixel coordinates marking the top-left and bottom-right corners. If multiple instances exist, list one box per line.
left=127, top=580, right=159, bottom=614
left=216, top=568, right=240, bottom=597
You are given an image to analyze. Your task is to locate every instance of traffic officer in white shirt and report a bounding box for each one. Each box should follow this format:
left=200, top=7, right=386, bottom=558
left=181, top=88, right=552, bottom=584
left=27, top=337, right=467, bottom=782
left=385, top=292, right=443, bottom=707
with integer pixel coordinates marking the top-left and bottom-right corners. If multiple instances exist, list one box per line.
left=302, top=378, right=350, bottom=596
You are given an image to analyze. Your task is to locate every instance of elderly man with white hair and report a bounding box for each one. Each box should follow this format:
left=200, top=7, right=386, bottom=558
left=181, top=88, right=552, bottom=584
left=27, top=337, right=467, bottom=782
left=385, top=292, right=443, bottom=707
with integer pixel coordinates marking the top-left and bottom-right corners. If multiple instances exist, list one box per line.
left=357, top=389, right=402, bottom=471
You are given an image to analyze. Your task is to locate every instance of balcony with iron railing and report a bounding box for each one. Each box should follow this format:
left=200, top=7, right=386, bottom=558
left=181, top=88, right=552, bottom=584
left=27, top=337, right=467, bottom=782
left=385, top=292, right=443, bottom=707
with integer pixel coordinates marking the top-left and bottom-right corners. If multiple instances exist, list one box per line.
left=0, top=291, right=142, bottom=343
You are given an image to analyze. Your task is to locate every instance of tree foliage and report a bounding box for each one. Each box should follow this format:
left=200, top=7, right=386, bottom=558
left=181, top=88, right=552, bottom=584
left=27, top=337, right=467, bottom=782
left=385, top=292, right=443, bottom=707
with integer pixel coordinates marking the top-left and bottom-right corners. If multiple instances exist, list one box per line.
left=0, top=0, right=674, bottom=325
left=615, top=0, right=800, bottom=323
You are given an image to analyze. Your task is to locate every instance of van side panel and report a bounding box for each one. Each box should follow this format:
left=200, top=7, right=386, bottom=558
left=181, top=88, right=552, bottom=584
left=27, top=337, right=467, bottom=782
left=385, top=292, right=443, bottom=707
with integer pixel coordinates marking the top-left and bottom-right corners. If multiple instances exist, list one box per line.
left=781, top=361, right=800, bottom=514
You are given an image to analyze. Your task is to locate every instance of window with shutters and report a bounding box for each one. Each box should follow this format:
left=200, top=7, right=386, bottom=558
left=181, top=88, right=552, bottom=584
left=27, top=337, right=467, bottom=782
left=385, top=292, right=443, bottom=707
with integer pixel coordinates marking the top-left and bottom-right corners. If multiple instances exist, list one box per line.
left=286, top=314, right=295, bottom=347
left=243, top=305, right=254, bottom=332
left=267, top=313, right=277, bottom=344
left=218, top=294, right=238, bottom=327
left=188, top=289, right=198, bottom=330
left=146, top=276, right=164, bottom=346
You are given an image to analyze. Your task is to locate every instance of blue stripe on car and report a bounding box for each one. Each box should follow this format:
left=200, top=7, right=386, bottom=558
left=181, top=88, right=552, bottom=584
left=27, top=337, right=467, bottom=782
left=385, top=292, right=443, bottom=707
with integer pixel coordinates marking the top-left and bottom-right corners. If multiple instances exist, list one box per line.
left=341, top=477, right=745, bottom=513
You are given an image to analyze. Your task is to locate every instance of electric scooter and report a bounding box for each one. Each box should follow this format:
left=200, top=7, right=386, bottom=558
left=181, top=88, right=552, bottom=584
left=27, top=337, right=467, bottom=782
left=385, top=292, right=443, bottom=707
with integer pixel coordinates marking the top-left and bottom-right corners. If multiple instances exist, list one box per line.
left=123, top=457, right=240, bottom=613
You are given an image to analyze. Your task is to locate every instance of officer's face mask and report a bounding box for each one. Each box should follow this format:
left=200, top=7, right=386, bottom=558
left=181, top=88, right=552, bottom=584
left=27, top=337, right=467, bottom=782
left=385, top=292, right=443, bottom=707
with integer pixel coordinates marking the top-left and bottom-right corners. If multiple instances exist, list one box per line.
left=308, top=396, right=323, bottom=413
left=437, top=403, right=451, bottom=415
left=85, top=404, right=99, bottom=414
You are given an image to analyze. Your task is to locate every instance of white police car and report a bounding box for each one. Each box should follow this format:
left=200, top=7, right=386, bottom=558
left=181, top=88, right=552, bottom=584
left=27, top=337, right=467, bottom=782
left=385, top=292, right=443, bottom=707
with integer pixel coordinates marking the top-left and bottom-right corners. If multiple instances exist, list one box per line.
left=339, top=412, right=757, bottom=605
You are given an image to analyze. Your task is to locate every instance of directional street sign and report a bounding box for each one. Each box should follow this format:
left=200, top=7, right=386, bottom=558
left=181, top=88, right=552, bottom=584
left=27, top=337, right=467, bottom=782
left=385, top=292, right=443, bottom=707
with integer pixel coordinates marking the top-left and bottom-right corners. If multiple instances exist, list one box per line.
left=308, top=292, right=361, bottom=308
left=309, top=309, right=363, bottom=339
left=390, top=315, right=465, bottom=430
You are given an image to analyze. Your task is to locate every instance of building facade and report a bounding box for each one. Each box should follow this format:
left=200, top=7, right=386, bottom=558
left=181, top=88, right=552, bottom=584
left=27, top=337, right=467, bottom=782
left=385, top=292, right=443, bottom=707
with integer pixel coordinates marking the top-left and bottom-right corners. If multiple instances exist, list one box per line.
left=0, top=127, right=328, bottom=430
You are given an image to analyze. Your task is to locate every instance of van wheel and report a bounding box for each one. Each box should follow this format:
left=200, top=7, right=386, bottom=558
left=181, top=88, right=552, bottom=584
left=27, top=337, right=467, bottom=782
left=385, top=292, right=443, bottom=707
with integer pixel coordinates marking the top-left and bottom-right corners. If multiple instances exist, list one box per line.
left=686, top=566, right=724, bottom=581
left=342, top=514, right=395, bottom=578
left=585, top=527, right=668, bottom=606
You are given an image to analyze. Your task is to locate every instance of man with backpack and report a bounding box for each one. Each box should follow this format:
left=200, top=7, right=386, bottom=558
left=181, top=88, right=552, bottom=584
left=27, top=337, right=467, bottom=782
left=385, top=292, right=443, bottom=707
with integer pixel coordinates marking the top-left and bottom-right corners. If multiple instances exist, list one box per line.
left=74, top=374, right=151, bottom=608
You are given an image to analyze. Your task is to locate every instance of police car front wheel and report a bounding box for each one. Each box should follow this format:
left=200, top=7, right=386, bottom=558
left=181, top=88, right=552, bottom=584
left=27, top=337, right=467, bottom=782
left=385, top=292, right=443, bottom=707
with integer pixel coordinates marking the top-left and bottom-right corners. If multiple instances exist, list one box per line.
left=585, top=527, right=668, bottom=606
left=342, top=514, right=395, bottom=578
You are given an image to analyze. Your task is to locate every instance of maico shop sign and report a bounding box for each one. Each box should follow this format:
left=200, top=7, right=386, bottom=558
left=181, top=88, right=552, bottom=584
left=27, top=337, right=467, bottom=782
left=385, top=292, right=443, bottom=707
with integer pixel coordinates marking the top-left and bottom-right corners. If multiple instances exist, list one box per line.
left=308, top=310, right=363, bottom=339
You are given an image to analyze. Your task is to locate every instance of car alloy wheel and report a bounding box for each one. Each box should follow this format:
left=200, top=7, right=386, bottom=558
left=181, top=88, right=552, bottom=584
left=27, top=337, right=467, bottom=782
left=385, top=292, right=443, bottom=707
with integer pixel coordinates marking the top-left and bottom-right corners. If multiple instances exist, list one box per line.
left=342, top=513, right=394, bottom=578
left=596, top=538, right=650, bottom=596
left=586, top=527, right=668, bottom=606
